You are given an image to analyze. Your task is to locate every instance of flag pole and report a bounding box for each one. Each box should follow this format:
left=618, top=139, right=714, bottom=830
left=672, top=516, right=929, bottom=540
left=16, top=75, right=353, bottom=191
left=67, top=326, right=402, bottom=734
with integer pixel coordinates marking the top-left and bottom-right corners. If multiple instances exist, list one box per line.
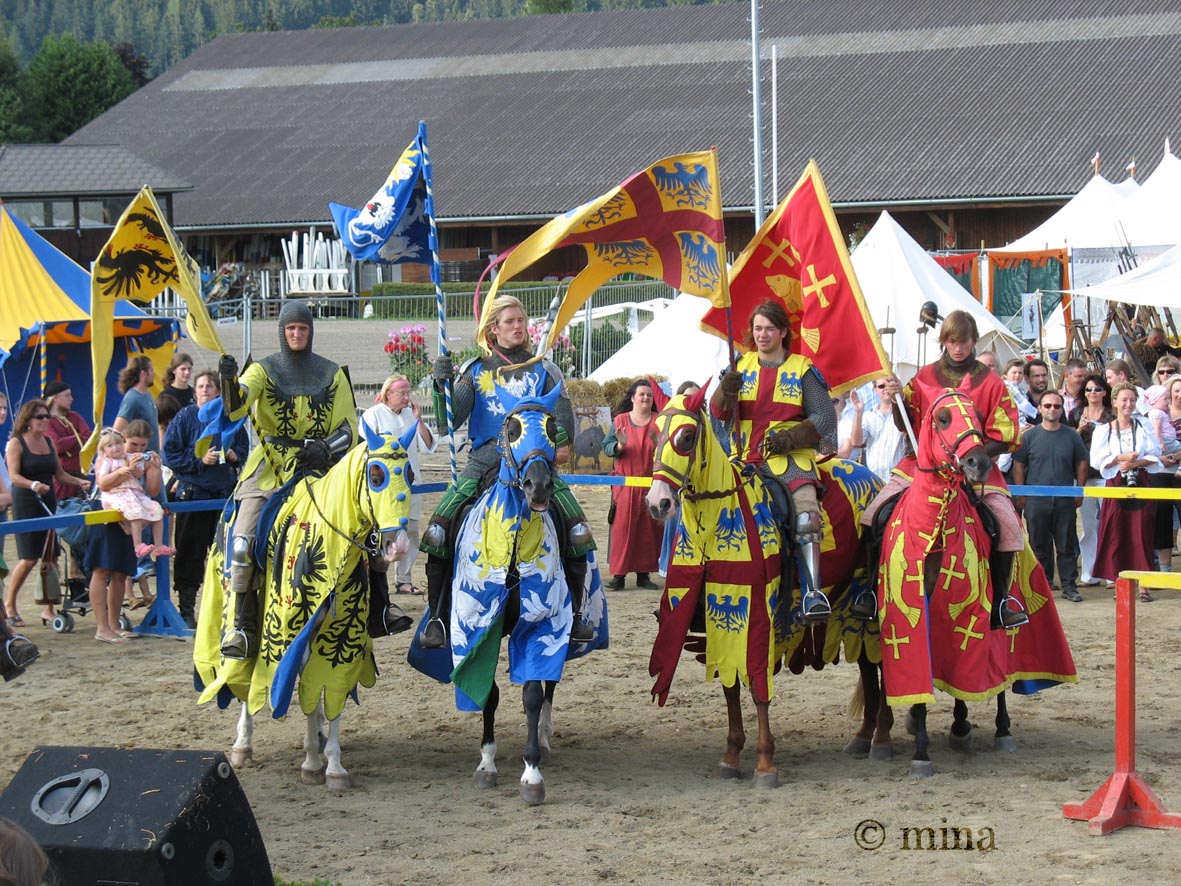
left=420, top=122, right=457, bottom=484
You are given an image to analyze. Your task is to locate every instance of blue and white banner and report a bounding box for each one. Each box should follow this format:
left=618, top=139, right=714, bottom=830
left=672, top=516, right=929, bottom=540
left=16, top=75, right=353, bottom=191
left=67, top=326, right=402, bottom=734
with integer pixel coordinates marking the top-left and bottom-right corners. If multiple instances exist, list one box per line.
left=329, top=121, right=432, bottom=264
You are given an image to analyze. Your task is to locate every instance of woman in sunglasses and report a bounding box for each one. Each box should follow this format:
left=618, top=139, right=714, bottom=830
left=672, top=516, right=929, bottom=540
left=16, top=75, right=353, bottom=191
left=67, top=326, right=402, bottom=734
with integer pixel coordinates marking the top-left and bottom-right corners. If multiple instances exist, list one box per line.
left=1069, top=374, right=1114, bottom=586
left=3, top=399, right=90, bottom=627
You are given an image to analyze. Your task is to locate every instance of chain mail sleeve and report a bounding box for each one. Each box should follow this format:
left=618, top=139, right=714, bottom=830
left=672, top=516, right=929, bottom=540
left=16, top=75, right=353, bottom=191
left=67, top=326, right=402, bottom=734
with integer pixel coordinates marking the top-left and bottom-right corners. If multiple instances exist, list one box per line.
left=802, top=368, right=838, bottom=454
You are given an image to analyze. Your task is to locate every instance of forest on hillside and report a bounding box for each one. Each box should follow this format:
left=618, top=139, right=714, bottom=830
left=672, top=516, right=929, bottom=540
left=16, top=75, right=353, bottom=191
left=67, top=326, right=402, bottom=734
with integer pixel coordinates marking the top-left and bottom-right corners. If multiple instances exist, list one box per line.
left=0, top=0, right=726, bottom=75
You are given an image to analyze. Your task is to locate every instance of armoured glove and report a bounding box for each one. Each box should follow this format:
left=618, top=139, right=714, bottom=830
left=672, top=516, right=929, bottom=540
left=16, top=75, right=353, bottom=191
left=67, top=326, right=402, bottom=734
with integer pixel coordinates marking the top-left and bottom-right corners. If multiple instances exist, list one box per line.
left=765, top=421, right=820, bottom=455
left=295, top=439, right=332, bottom=472
left=433, top=355, right=455, bottom=385
left=711, top=370, right=744, bottom=412
left=218, top=354, right=239, bottom=383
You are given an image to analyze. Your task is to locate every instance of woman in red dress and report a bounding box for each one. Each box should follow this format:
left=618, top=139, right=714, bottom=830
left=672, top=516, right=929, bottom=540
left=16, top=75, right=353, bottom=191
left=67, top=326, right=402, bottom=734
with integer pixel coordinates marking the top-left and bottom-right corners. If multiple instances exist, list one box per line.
left=602, top=381, right=663, bottom=590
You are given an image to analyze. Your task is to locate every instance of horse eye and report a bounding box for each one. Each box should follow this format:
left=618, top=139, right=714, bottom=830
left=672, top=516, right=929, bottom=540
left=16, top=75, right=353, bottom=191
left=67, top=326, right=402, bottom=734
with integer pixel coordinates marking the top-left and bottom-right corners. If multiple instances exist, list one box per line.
left=545, top=416, right=557, bottom=442
left=368, top=462, right=389, bottom=490
left=671, top=426, right=697, bottom=454
left=935, top=408, right=952, bottom=429
left=505, top=417, right=523, bottom=444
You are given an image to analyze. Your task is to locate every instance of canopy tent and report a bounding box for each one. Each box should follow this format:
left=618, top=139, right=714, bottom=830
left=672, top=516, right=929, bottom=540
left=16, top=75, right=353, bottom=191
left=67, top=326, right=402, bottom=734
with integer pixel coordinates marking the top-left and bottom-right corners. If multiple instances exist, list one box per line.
left=0, top=205, right=179, bottom=424
left=852, top=213, right=1026, bottom=380
left=1062, top=240, right=1181, bottom=310
left=588, top=293, right=729, bottom=386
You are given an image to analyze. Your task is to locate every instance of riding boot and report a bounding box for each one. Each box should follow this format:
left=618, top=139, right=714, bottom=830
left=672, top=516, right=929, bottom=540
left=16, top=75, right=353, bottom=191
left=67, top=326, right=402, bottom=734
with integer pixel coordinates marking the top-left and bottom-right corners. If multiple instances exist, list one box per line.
left=367, top=561, right=412, bottom=638
left=848, top=584, right=878, bottom=621
left=422, top=555, right=450, bottom=648
left=564, top=555, right=593, bottom=642
left=220, top=557, right=259, bottom=659
left=795, top=510, right=831, bottom=624
left=989, top=549, right=1029, bottom=629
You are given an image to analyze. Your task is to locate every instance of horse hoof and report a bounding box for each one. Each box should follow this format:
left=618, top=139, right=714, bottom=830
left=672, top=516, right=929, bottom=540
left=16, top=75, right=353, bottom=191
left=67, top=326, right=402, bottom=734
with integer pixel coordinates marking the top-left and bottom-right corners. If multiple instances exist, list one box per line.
left=229, top=747, right=252, bottom=768
left=715, top=762, right=741, bottom=780
left=752, top=770, right=780, bottom=790
left=473, top=770, right=498, bottom=790
left=948, top=732, right=973, bottom=752
left=843, top=736, right=871, bottom=757
left=868, top=743, right=894, bottom=761
left=300, top=765, right=327, bottom=785
left=994, top=735, right=1018, bottom=753
left=520, top=782, right=546, bottom=805
left=326, top=772, right=351, bottom=791
left=909, top=760, right=935, bottom=778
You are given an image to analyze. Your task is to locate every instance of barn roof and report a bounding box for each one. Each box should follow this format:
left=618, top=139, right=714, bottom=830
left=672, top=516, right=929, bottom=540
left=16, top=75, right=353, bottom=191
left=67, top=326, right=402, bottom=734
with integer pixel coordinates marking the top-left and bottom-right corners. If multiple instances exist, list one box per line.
left=64, top=1, right=1181, bottom=229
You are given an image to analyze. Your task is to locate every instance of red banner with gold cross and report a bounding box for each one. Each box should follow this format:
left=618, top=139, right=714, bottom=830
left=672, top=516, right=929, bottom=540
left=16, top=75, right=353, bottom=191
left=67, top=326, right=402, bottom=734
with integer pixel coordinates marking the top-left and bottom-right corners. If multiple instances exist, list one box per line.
left=702, top=160, right=888, bottom=396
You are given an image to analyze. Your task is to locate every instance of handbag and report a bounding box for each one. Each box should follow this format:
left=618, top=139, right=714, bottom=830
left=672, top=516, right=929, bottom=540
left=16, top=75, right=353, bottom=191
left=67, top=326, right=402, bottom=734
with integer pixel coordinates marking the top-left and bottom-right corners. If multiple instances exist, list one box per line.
left=35, top=531, right=62, bottom=606
left=56, top=492, right=102, bottom=549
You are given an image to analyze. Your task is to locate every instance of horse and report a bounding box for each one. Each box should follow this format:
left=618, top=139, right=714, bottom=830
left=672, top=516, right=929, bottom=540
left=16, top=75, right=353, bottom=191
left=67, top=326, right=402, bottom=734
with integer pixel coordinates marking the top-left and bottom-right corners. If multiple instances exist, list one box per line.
left=408, top=384, right=608, bottom=805
left=645, top=385, right=881, bottom=788
left=855, top=384, right=1077, bottom=777
left=193, top=420, right=419, bottom=790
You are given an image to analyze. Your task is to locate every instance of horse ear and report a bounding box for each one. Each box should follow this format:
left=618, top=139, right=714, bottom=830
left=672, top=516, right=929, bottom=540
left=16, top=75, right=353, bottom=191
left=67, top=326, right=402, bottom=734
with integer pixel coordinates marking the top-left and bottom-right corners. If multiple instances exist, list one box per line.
left=361, top=419, right=383, bottom=451
left=538, top=383, right=562, bottom=414
left=684, top=383, right=709, bottom=413
left=398, top=419, right=419, bottom=452
left=648, top=377, right=670, bottom=412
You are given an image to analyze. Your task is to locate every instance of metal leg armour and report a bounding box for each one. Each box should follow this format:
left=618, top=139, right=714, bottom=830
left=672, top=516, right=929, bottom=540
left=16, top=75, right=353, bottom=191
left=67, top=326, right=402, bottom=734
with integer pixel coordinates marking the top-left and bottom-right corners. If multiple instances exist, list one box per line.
left=220, top=535, right=258, bottom=660
left=564, top=554, right=593, bottom=642
left=795, top=509, right=832, bottom=625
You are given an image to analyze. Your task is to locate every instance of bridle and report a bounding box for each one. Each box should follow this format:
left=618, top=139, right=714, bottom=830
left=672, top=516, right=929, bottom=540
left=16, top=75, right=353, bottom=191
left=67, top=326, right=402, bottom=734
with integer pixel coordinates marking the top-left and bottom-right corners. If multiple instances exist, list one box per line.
left=652, top=405, right=741, bottom=503
left=498, top=402, right=556, bottom=490
left=919, top=390, right=986, bottom=478
left=303, top=445, right=408, bottom=557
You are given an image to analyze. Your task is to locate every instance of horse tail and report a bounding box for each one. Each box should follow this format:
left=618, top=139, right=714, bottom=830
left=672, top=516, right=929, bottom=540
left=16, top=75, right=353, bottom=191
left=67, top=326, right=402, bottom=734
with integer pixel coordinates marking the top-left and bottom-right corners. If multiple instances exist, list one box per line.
left=847, top=677, right=865, bottom=721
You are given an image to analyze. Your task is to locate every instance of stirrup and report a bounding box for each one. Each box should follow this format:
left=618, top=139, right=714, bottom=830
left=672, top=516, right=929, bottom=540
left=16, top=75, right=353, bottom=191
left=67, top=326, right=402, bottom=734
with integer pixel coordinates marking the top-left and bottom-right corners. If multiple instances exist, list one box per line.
left=849, top=589, right=878, bottom=622
left=993, top=596, right=1030, bottom=629
left=800, top=589, right=832, bottom=625
left=220, top=629, right=254, bottom=661
left=380, top=603, right=413, bottom=636
left=570, top=613, right=594, bottom=642
left=2, top=636, right=39, bottom=681
left=421, top=617, right=447, bottom=649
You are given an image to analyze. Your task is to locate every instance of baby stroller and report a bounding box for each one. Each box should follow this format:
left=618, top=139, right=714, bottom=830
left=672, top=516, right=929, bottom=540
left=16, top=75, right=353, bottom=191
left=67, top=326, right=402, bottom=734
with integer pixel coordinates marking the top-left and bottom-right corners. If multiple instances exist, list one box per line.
left=42, top=492, right=133, bottom=635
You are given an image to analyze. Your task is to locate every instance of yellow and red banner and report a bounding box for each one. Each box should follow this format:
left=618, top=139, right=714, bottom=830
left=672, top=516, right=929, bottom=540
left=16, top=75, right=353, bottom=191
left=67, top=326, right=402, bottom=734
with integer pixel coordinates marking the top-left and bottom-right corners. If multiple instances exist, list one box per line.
left=84, top=187, right=224, bottom=464
left=478, top=151, right=729, bottom=356
left=702, top=161, right=888, bottom=396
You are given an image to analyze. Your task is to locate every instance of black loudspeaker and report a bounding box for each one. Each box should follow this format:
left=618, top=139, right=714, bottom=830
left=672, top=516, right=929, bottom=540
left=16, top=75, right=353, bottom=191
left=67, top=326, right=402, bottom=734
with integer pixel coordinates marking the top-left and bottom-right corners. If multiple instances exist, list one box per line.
left=0, top=746, right=274, bottom=886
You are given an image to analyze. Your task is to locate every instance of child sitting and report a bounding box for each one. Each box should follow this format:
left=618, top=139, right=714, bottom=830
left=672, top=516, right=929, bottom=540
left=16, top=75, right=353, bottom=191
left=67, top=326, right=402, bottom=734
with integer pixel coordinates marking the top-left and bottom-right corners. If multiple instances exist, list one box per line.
left=1144, top=385, right=1181, bottom=457
left=95, top=428, right=174, bottom=558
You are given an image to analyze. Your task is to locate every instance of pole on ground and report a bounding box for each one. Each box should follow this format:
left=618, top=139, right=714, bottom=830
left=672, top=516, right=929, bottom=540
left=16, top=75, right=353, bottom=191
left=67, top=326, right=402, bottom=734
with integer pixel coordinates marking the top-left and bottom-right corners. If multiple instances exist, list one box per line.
left=1063, top=573, right=1181, bottom=834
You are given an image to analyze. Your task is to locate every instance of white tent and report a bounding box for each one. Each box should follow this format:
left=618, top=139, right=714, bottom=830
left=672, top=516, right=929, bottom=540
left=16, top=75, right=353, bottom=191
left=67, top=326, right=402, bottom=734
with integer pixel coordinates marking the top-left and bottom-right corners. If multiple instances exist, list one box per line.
left=1063, top=240, right=1181, bottom=309
left=998, top=175, right=1134, bottom=252
left=1116, top=150, right=1181, bottom=248
left=852, top=213, right=1026, bottom=380
left=588, top=291, right=729, bottom=385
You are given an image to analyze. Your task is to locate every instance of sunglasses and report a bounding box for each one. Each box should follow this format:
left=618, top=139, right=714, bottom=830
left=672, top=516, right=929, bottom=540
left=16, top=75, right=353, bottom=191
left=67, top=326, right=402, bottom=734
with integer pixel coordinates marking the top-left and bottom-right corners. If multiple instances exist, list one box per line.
left=1084, top=386, right=1105, bottom=393
left=1158, top=369, right=1172, bottom=375
left=1041, top=403, right=1063, bottom=410
left=33, top=413, right=50, bottom=419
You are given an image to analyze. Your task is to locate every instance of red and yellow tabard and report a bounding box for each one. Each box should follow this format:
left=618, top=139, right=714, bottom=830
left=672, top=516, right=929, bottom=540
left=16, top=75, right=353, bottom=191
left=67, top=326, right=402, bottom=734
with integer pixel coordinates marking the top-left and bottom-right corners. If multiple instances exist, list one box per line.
left=718, top=350, right=816, bottom=476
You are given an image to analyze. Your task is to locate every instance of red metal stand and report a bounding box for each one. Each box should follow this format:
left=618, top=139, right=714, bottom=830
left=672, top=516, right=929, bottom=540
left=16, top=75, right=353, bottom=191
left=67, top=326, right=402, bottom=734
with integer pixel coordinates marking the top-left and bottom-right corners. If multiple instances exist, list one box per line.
left=1063, top=576, right=1181, bottom=835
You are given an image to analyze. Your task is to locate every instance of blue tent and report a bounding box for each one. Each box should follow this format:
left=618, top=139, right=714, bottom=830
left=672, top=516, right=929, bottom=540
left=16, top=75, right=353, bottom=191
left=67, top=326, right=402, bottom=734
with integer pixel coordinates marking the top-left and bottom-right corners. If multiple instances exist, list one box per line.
left=0, top=205, right=179, bottom=426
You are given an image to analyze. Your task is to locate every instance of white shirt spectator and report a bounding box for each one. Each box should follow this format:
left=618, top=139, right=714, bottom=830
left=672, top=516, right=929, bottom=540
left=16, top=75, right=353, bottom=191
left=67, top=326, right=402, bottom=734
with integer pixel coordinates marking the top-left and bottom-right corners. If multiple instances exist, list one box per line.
left=862, top=407, right=907, bottom=482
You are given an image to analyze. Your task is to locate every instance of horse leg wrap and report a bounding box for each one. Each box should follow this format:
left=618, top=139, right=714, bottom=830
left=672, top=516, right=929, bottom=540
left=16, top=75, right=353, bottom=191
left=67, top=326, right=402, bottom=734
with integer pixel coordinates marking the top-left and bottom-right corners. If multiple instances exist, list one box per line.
left=989, top=550, right=1028, bottom=629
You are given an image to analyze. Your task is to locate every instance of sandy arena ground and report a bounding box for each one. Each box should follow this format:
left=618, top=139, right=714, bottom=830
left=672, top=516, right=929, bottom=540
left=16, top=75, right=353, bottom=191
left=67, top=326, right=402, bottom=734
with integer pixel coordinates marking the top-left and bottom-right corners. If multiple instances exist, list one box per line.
left=3, top=466, right=1181, bottom=885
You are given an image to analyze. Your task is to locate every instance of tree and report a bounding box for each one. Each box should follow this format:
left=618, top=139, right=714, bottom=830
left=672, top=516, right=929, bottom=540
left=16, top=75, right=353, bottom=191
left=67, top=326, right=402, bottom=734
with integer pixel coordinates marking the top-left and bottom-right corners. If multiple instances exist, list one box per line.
left=526, top=0, right=572, bottom=12
left=0, top=35, right=33, bottom=143
left=111, top=41, right=152, bottom=88
left=25, top=34, right=135, bottom=143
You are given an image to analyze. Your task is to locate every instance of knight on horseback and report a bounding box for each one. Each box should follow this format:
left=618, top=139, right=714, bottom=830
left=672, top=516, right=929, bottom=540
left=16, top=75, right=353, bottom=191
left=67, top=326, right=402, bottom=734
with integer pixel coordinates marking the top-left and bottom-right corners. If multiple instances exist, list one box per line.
left=861, top=310, right=1029, bottom=629
left=216, top=300, right=408, bottom=660
left=710, top=300, right=837, bottom=624
left=420, top=295, right=595, bottom=648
